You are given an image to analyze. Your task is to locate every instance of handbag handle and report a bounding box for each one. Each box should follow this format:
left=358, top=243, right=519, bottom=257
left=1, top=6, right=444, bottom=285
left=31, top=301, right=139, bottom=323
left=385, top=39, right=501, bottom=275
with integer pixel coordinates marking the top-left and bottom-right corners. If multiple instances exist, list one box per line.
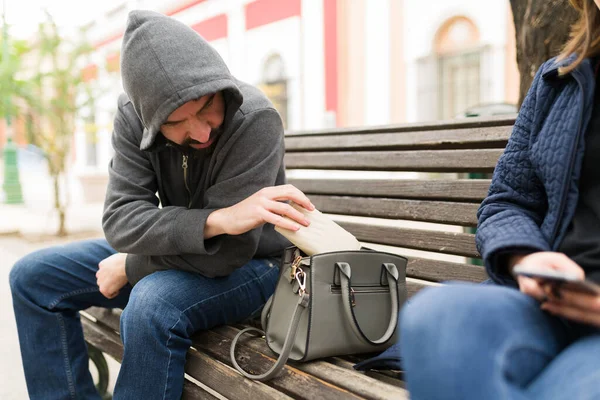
left=336, top=262, right=399, bottom=345
left=230, top=293, right=310, bottom=381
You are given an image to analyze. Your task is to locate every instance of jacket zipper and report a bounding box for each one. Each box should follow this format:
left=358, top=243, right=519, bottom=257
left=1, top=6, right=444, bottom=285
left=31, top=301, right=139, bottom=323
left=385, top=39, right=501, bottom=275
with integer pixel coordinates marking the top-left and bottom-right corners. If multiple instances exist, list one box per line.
left=550, top=73, right=586, bottom=247
left=182, top=154, right=192, bottom=208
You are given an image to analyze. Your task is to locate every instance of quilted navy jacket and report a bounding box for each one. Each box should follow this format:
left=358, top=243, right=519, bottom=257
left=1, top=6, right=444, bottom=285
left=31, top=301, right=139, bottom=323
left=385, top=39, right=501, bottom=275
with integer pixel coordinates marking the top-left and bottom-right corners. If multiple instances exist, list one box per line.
left=476, top=55, right=597, bottom=285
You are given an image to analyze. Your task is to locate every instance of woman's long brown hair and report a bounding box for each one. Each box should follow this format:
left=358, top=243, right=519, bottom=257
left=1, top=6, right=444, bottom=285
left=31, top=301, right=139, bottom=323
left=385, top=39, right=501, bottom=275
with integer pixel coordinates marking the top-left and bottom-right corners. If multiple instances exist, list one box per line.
left=558, top=0, right=600, bottom=75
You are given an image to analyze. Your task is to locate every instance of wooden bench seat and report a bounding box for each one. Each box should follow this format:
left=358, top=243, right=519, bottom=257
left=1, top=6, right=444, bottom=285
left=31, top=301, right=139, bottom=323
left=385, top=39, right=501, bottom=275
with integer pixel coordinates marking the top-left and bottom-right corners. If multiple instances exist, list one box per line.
left=81, top=115, right=515, bottom=399
left=82, top=307, right=406, bottom=399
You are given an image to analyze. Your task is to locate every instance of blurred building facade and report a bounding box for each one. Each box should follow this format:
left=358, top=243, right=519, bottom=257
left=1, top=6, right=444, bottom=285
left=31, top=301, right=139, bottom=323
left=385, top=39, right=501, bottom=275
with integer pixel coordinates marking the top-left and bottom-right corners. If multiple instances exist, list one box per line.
left=9, top=0, right=520, bottom=201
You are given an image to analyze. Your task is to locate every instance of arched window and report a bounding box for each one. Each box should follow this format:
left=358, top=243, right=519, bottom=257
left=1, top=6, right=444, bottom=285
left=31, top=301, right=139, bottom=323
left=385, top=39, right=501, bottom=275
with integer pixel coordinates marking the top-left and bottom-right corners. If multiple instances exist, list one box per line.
left=416, top=16, right=482, bottom=121
left=259, top=54, right=288, bottom=128
left=435, top=17, right=481, bottom=119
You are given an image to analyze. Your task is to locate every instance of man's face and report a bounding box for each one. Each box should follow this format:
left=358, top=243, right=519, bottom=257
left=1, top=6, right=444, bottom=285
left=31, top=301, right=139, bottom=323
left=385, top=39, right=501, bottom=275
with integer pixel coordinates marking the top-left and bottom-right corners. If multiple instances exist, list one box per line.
left=160, top=92, right=225, bottom=150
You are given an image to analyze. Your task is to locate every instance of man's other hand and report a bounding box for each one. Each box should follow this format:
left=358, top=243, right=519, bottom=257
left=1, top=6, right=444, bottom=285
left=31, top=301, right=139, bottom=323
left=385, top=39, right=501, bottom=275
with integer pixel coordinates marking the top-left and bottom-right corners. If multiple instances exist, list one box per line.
left=97, top=253, right=129, bottom=299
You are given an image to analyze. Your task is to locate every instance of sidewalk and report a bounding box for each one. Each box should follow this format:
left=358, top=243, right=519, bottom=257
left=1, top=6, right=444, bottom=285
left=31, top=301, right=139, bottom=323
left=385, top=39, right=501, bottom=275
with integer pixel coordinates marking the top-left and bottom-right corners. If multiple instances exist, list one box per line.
left=0, top=237, right=33, bottom=400
left=0, top=201, right=104, bottom=237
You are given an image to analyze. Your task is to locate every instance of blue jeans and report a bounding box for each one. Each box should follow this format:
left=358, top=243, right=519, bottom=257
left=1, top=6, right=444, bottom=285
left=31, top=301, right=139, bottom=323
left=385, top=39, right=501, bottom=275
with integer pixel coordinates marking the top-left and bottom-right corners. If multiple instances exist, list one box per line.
left=9, top=239, right=280, bottom=400
left=400, top=283, right=600, bottom=400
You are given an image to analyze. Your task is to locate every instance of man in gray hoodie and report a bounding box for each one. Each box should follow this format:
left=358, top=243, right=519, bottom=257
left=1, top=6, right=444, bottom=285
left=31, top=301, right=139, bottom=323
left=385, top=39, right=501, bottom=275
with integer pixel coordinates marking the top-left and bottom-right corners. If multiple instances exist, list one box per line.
left=10, top=10, right=313, bottom=399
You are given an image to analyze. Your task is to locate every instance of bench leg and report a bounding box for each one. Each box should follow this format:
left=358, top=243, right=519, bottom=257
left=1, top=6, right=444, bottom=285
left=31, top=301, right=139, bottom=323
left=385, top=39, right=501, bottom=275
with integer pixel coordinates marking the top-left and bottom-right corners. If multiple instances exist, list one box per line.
left=88, top=344, right=111, bottom=400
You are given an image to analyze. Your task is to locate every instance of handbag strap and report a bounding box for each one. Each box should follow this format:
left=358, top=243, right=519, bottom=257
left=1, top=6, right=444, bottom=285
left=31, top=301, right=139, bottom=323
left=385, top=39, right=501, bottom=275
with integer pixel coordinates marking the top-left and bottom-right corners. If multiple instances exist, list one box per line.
left=230, top=292, right=310, bottom=381
left=336, top=262, right=399, bottom=345
left=260, top=294, right=273, bottom=331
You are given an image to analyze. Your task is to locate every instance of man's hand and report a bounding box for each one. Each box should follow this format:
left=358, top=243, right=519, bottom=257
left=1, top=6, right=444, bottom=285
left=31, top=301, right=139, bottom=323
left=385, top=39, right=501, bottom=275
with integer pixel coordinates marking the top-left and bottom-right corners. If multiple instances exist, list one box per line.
left=205, top=184, right=315, bottom=238
left=509, top=252, right=584, bottom=301
left=97, top=253, right=129, bottom=299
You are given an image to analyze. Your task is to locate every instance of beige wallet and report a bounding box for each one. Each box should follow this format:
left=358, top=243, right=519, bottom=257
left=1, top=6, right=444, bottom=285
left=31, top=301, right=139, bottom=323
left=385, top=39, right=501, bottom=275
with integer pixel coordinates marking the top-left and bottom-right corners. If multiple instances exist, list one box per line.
left=274, top=202, right=362, bottom=255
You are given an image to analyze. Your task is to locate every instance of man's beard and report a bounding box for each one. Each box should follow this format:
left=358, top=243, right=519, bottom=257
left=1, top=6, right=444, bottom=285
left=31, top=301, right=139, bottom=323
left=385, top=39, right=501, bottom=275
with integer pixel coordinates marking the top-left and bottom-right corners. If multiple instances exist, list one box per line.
left=182, top=126, right=223, bottom=150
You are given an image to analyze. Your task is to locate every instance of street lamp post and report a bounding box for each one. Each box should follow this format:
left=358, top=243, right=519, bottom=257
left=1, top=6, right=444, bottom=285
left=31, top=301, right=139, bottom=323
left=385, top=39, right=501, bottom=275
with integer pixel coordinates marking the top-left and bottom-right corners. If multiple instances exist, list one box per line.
left=2, top=0, right=24, bottom=204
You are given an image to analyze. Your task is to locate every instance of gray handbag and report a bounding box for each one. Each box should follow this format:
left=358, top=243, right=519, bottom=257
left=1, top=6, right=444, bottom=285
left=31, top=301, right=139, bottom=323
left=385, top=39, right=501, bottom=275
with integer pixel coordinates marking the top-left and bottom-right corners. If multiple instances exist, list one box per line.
left=230, top=246, right=408, bottom=381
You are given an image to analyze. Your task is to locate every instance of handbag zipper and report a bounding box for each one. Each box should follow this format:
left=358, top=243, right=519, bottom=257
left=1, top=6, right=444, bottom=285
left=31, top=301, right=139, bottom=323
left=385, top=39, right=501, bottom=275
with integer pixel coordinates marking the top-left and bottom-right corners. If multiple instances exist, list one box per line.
left=331, top=285, right=389, bottom=307
left=330, top=286, right=390, bottom=294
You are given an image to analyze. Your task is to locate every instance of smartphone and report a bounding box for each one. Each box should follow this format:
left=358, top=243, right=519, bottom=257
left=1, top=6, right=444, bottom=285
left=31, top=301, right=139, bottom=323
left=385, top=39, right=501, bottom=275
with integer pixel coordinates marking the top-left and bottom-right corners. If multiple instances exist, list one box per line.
left=512, top=264, right=600, bottom=296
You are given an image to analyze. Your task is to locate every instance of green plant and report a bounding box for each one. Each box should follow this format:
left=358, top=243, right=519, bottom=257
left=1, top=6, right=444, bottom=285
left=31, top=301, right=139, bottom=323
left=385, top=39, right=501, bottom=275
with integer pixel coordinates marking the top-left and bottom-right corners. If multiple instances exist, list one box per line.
left=24, top=12, right=95, bottom=236
left=0, top=30, right=32, bottom=126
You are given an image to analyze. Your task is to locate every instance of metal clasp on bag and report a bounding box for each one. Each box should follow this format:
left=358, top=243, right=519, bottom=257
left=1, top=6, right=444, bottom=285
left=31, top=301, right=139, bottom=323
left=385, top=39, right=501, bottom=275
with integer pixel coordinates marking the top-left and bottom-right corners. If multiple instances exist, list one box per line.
left=290, top=255, right=303, bottom=280
left=295, top=268, right=307, bottom=296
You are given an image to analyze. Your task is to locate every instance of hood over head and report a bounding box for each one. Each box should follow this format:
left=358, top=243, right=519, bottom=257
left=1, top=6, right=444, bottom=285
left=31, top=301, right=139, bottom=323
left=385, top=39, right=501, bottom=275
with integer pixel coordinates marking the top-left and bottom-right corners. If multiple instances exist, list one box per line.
left=120, top=10, right=243, bottom=150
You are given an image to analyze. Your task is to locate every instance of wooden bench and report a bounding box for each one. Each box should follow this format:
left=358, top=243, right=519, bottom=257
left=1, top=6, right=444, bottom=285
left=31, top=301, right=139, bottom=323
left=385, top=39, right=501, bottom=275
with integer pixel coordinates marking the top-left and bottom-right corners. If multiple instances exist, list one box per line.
left=81, top=115, right=515, bottom=399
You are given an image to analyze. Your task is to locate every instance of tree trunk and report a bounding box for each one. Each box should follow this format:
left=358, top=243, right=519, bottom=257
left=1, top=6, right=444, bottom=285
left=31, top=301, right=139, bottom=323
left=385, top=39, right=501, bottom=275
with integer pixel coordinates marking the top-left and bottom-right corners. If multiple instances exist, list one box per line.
left=510, top=0, right=579, bottom=107
left=53, top=173, right=67, bottom=237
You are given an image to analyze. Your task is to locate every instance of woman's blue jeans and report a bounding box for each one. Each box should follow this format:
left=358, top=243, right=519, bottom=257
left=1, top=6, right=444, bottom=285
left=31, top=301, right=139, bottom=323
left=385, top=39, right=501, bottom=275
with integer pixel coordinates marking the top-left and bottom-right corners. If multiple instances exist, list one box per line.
left=400, top=283, right=600, bottom=400
left=9, top=238, right=280, bottom=400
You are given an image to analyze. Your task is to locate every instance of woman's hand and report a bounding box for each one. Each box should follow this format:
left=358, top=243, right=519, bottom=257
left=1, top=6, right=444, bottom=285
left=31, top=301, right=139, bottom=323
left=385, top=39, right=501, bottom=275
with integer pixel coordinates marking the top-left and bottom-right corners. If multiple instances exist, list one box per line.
left=509, top=252, right=584, bottom=301
left=509, top=251, right=600, bottom=327
left=541, top=287, right=600, bottom=328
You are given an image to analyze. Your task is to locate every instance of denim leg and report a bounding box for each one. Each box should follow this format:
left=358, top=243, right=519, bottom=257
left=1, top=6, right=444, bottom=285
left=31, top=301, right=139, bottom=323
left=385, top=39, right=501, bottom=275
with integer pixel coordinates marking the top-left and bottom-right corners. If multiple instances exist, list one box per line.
left=526, top=330, right=600, bottom=400
left=9, top=239, right=131, bottom=400
left=399, top=283, right=572, bottom=400
left=115, top=258, right=279, bottom=400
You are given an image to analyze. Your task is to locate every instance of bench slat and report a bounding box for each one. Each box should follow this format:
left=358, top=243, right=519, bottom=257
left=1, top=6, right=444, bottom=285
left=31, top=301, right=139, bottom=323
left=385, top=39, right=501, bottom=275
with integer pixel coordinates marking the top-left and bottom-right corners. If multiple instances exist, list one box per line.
left=406, top=257, right=486, bottom=283
left=311, top=195, right=479, bottom=226
left=285, top=126, right=511, bottom=151
left=286, top=115, right=515, bottom=136
left=81, top=313, right=124, bottom=360
left=182, top=381, right=221, bottom=400
left=338, top=221, right=479, bottom=258
left=285, top=149, right=503, bottom=172
left=289, top=178, right=491, bottom=202
left=406, top=280, right=428, bottom=297
left=185, top=349, right=293, bottom=400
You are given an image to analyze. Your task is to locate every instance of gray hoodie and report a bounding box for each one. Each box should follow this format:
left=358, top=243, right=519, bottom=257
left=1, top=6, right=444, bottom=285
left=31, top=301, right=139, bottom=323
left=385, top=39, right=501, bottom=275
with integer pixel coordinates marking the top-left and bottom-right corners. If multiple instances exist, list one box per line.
left=102, top=10, right=289, bottom=285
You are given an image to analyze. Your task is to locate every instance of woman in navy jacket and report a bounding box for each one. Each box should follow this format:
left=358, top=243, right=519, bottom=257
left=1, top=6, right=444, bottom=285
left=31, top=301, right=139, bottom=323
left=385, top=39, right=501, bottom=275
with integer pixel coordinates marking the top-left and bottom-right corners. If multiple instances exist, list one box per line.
left=400, top=0, right=600, bottom=398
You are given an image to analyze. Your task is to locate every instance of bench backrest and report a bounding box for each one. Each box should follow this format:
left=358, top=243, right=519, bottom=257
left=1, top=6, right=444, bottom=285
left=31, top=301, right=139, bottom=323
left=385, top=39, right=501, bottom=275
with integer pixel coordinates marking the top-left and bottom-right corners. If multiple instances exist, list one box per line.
left=284, top=116, right=515, bottom=296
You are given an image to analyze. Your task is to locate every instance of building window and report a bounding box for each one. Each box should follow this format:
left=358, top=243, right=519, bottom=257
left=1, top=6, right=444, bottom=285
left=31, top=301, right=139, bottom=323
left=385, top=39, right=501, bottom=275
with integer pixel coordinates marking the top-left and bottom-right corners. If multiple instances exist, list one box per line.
left=438, top=51, right=480, bottom=119
left=259, top=53, right=288, bottom=128
left=435, top=17, right=481, bottom=120
left=417, top=16, right=483, bottom=121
